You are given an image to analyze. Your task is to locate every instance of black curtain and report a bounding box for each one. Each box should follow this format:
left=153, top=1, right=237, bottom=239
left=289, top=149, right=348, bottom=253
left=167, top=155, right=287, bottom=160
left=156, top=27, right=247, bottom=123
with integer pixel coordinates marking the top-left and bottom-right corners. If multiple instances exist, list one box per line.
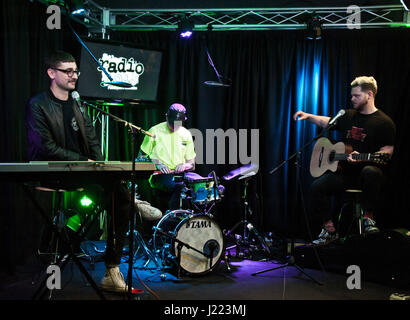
left=1, top=0, right=410, bottom=271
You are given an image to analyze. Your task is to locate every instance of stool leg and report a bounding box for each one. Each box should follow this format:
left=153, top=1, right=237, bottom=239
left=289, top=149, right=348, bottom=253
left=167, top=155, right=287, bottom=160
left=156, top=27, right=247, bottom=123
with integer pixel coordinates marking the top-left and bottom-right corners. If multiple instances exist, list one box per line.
left=354, top=196, right=363, bottom=235
left=359, top=207, right=364, bottom=235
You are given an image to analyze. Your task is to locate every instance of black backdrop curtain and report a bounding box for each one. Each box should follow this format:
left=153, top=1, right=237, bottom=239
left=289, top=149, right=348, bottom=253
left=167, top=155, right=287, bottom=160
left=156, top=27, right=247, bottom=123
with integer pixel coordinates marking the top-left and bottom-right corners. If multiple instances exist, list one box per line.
left=1, top=0, right=410, bottom=271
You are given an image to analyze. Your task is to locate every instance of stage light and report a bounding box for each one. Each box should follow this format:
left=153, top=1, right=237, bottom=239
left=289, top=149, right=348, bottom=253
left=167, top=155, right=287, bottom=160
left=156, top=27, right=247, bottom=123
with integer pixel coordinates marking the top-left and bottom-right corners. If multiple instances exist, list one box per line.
left=306, top=13, right=323, bottom=40
left=178, top=16, right=194, bottom=38
left=80, top=195, right=93, bottom=207
left=66, top=0, right=85, bottom=15
left=180, top=31, right=193, bottom=38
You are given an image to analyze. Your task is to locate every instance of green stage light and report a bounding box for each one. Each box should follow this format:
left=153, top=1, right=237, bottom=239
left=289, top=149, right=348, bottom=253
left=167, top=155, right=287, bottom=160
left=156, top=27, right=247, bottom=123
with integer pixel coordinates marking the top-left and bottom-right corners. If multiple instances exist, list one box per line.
left=80, top=195, right=93, bottom=207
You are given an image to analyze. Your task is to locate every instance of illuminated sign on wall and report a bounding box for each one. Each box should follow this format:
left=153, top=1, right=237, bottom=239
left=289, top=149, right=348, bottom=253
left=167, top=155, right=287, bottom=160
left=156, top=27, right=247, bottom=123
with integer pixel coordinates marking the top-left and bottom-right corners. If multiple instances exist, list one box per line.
left=98, top=54, right=145, bottom=90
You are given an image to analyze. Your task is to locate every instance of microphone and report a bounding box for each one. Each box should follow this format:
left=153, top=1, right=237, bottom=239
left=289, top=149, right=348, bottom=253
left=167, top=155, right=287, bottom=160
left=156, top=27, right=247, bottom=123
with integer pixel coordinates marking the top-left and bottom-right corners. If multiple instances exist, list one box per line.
left=326, top=109, right=345, bottom=128
left=204, top=80, right=231, bottom=87
left=71, top=90, right=81, bottom=102
left=71, top=91, right=86, bottom=116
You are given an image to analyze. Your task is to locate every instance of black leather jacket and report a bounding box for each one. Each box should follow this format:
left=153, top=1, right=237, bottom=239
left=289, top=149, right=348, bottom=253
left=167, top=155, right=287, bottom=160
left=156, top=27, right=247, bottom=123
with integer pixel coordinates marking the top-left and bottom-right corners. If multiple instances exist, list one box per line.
left=25, top=90, right=104, bottom=161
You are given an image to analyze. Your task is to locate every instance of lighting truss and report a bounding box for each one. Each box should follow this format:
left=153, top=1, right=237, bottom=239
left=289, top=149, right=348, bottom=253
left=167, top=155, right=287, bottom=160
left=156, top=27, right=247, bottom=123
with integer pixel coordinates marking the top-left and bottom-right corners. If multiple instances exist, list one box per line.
left=37, top=1, right=409, bottom=30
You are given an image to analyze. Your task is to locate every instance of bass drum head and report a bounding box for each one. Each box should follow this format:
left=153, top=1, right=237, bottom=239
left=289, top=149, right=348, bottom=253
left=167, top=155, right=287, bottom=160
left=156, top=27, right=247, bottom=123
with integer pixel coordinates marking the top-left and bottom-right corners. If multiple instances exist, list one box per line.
left=153, top=210, right=224, bottom=275
left=175, top=215, right=224, bottom=275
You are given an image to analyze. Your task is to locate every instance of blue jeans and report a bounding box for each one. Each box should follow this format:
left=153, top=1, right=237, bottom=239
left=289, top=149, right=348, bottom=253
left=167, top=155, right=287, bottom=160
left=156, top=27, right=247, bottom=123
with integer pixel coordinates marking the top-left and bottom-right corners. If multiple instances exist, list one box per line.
left=149, top=174, right=185, bottom=210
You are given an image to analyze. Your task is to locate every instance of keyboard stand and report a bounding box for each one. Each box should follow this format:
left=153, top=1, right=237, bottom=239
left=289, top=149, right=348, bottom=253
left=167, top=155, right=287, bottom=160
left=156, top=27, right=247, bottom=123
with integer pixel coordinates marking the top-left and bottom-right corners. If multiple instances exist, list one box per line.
left=23, top=184, right=106, bottom=300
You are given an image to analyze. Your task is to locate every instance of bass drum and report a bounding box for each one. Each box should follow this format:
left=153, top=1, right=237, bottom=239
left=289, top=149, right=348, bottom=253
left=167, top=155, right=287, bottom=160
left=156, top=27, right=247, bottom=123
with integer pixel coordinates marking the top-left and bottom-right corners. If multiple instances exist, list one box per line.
left=153, top=210, right=224, bottom=275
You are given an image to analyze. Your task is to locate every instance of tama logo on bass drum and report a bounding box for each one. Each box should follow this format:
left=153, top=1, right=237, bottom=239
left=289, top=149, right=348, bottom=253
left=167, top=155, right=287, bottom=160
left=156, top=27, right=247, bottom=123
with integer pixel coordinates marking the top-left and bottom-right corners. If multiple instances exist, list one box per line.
left=185, top=219, right=212, bottom=229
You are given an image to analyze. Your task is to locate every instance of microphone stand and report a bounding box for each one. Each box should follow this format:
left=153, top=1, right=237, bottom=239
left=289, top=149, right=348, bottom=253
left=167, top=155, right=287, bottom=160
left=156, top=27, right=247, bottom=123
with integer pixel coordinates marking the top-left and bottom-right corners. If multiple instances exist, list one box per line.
left=65, top=14, right=116, bottom=84
left=252, top=125, right=334, bottom=284
left=81, top=101, right=154, bottom=138
left=65, top=13, right=134, bottom=89
left=80, top=100, right=154, bottom=299
left=66, top=16, right=150, bottom=298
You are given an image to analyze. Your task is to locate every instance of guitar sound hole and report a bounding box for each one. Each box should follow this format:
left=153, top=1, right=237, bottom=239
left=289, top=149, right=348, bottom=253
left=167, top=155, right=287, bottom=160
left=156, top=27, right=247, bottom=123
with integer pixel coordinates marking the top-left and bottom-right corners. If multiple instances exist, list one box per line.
left=329, top=151, right=335, bottom=162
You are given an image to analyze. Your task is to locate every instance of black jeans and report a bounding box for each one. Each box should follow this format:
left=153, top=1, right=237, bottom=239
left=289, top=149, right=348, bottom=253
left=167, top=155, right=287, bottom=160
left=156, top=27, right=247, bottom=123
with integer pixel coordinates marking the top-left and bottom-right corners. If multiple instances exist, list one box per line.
left=101, top=181, right=131, bottom=266
left=309, top=165, right=385, bottom=223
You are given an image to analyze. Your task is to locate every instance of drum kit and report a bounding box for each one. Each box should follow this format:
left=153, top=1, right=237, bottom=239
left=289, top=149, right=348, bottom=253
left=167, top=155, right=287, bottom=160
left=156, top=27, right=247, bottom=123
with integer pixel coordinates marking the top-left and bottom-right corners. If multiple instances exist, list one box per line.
left=136, top=163, right=267, bottom=278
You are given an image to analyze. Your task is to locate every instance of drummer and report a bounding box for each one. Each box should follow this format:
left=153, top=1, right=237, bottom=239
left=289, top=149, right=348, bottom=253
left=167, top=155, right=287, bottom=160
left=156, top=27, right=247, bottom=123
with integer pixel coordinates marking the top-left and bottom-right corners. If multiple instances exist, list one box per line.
left=139, top=103, right=196, bottom=210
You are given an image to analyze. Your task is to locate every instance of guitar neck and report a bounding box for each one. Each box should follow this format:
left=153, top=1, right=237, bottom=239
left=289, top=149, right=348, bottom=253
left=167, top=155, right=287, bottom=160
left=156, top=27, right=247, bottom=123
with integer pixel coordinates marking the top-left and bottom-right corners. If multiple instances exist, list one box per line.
left=333, top=153, right=373, bottom=161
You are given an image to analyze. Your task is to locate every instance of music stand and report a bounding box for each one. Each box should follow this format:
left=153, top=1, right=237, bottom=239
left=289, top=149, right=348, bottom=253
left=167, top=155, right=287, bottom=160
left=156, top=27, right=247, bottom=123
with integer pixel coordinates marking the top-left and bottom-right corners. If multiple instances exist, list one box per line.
left=251, top=133, right=326, bottom=285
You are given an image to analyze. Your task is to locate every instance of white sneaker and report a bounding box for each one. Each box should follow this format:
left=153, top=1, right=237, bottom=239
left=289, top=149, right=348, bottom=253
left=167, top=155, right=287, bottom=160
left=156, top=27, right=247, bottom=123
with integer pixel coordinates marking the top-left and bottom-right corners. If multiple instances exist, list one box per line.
left=100, top=266, right=131, bottom=293
left=363, top=217, right=380, bottom=234
left=312, top=228, right=339, bottom=246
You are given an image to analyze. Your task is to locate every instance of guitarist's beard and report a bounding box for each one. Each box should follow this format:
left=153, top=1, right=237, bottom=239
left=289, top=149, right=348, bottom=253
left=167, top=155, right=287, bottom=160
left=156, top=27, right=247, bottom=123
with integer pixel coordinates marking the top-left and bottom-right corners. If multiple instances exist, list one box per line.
left=352, top=100, right=367, bottom=112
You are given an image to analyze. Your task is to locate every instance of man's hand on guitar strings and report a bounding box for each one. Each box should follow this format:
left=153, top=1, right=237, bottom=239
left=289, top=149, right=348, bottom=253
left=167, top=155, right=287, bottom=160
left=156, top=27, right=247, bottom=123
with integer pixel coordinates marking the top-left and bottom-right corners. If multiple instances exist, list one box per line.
left=347, top=151, right=360, bottom=163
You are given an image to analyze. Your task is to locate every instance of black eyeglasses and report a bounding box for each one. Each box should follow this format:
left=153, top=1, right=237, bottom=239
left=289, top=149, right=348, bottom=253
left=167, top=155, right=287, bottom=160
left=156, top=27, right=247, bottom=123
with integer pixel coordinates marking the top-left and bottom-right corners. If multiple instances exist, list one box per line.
left=52, top=68, right=81, bottom=77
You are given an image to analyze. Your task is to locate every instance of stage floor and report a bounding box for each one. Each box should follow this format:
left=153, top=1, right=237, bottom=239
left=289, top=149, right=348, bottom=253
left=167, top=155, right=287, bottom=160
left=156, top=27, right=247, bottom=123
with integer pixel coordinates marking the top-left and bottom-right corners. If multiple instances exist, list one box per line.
left=1, top=246, right=408, bottom=302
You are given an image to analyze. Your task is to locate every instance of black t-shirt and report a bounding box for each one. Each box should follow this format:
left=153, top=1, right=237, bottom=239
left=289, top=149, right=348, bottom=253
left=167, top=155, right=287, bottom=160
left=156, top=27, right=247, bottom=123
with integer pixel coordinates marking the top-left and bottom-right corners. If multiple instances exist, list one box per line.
left=334, top=109, right=396, bottom=154
left=55, top=96, right=88, bottom=160
left=332, top=108, right=395, bottom=173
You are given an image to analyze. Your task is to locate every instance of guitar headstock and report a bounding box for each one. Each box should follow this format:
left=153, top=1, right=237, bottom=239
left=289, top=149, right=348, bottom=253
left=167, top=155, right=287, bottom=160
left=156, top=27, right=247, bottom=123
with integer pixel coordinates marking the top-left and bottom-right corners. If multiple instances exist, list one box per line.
left=370, top=153, right=391, bottom=164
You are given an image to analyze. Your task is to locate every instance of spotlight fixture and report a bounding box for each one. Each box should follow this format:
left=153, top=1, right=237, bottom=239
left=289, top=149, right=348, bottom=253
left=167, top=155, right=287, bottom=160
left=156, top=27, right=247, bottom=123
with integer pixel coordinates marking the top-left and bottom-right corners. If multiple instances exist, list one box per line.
left=178, top=16, right=194, bottom=38
left=306, top=13, right=323, bottom=40
left=80, top=195, right=93, bottom=207
left=66, top=0, right=85, bottom=15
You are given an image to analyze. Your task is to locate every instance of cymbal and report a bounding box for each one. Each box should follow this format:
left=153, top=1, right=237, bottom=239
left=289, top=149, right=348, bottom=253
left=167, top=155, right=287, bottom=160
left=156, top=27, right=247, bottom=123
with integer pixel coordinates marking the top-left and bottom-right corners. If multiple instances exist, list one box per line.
left=222, top=163, right=259, bottom=181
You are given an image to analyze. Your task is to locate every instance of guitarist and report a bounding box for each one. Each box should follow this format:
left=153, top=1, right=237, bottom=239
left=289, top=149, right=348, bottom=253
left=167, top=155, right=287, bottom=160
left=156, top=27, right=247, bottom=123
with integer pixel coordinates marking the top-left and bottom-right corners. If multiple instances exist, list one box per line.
left=293, top=76, right=395, bottom=245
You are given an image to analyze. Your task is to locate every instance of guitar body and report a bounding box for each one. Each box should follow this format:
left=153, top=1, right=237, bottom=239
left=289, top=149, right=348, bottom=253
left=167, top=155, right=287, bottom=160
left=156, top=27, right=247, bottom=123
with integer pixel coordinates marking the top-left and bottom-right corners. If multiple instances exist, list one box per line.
left=309, top=137, right=390, bottom=178
left=310, top=137, right=345, bottom=178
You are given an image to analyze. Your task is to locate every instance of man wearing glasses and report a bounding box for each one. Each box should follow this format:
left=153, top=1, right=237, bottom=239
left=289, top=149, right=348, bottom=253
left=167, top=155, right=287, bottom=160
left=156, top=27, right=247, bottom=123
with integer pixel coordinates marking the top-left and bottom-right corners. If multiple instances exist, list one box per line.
left=25, top=50, right=132, bottom=293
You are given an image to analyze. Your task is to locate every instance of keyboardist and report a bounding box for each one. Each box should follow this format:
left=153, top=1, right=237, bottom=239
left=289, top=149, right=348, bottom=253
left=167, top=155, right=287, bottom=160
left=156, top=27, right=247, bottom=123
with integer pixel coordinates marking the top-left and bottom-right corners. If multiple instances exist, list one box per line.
left=25, top=50, right=131, bottom=293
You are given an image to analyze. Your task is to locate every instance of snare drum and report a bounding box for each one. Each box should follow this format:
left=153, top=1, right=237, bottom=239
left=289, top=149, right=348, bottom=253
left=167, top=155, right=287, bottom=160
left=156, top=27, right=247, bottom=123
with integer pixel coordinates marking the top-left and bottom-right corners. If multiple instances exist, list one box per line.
left=153, top=210, right=224, bottom=275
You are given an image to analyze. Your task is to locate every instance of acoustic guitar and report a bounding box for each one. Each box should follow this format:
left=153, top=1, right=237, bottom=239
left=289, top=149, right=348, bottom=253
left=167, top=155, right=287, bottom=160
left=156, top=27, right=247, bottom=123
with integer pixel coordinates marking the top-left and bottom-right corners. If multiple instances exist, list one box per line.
left=309, top=137, right=390, bottom=178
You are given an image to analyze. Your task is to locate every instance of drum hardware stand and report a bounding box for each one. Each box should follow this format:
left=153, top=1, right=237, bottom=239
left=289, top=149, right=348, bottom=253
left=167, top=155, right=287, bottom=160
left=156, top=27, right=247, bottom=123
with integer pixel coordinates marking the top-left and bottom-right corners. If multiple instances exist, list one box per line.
left=126, top=183, right=161, bottom=270
left=176, top=242, right=183, bottom=278
left=224, top=174, right=270, bottom=260
left=251, top=131, right=327, bottom=285
left=223, top=252, right=232, bottom=272
left=207, top=242, right=218, bottom=270
left=190, top=200, right=216, bottom=217
left=128, top=229, right=160, bottom=269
